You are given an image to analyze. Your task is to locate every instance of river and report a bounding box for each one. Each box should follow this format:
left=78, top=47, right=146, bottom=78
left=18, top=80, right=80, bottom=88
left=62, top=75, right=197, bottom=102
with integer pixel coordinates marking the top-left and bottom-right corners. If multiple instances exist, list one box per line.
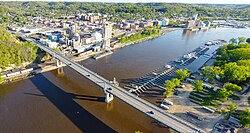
left=0, top=28, right=250, bottom=133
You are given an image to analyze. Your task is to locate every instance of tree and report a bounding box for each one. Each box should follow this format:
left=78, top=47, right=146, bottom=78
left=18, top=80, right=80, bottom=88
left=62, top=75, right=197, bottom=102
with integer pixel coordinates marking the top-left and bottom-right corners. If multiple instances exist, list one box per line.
left=0, top=74, right=3, bottom=84
left=201, top=66, right=223, bottom=82
left=164, top=88, right=174, bottom=98
left=239, top=109, right=250, bottom=128
left=223, top=62, right=250, bottom=83
left=172, top=78, right=181, bottom=87
left=223, top=82, right=242, bottom=92
left=193, top=80, right=203, bottom=92
left=163, top=79, right=177, bottom=98
left=229, top=38, right=237, bottom=44
left=217, top=88, right=233, bottom=100
left=238, top=59, right=250, bottom=67
left=246, top=38, right=250, bottom=44
left=226, top=103, right=238, bottom=118
left=175, top=68, right=190, bottom=81
left=238, top=37, right=246, bottom=44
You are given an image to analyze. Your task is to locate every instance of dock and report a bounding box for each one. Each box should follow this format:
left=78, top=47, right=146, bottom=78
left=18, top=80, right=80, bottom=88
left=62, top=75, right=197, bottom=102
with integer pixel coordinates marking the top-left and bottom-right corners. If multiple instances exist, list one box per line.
left=93, top=51, right=113, bottom=60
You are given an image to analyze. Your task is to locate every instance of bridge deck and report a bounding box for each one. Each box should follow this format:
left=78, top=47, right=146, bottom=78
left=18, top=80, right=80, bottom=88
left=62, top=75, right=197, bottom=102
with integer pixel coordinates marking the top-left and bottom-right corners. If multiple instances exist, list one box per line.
left=32, top=40, right=205, bottom=133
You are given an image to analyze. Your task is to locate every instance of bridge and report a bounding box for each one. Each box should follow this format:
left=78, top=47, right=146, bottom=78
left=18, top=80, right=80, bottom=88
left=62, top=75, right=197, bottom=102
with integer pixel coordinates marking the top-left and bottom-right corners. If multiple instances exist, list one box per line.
left=27, top=38, right=206, bottom=133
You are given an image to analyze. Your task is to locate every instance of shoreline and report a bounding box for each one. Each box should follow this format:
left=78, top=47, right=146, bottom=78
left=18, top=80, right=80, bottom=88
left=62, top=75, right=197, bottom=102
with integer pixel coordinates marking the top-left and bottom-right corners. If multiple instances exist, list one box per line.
left=1, top=28, right=184, bottom=84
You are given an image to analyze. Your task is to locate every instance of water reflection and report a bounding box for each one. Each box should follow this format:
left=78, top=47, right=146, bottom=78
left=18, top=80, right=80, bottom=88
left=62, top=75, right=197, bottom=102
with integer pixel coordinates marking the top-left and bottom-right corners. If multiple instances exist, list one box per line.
left=30, top=74, right=116, bottom=133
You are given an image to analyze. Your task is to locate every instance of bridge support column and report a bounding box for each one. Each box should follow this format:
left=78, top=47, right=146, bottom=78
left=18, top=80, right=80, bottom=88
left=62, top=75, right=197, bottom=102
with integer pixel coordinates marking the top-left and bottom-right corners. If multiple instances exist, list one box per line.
left=56, top=59, right=63, bottom=67
left=104, top=82, right=113, bottom=103
left=57, top=67, right=64, bottom=75
left=105, top=92, right=113, bottom=103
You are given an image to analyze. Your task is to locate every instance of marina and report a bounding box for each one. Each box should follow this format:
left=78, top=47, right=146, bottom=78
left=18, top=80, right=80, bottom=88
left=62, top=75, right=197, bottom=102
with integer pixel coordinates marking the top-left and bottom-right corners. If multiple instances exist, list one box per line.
left=125, top=39, right=227, bottom=95
left=127, top=65, right=178, bottom=95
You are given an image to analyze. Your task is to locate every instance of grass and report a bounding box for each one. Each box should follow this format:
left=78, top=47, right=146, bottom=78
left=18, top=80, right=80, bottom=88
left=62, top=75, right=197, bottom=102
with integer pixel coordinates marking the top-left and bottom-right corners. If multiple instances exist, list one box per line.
left=189, top=88, right=222, bottom=108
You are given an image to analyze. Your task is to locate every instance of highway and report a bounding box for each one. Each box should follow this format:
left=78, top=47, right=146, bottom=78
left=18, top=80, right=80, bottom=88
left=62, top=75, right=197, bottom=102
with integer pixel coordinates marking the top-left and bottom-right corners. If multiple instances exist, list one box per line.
left=30, top=38, right=206, bottom=133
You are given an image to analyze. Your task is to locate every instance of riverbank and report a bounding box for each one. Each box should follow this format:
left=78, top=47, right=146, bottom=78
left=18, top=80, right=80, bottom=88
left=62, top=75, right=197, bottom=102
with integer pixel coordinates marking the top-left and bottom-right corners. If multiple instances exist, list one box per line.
left=1, top=28, right=184, bottom=84
left=112, top=28, right=183, bottom=49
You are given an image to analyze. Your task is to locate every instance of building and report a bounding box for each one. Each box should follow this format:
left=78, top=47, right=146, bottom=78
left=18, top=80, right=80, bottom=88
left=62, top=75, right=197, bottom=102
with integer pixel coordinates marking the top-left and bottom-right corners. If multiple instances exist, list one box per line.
left=71, top=24, right=77, bottom=34
left=139, top=21, right=154, bottom=28
left=91, top=32, right=102, bottom=42
left=89, top=16, right=99, bottom=23
left=203, top=21, right=211, bottom=27
left=185, top=20, right=195, bottom=28
left=130, top=24, right=139, bottom=30
left=103, top=23, right=112, bottom=49
left=160, top=18, right=169, bottom=26
left=192, top=14, right=198, bottom=20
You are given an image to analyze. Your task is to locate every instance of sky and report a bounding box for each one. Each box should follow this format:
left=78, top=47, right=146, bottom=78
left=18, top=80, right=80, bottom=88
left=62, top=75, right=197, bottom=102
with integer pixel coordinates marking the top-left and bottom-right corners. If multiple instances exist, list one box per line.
left=3, top=0, right=250, bottom=4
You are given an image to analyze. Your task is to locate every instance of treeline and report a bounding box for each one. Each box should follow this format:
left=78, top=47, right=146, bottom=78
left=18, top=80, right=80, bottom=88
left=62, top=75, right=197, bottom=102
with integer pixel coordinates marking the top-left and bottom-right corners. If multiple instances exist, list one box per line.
left=119, top=28, right=160, bottom=43
left=202, top=37, right=250, bottom=84
left=0, top=2, right=250, bottom=25
left=0, top=26, right=38, bottom=69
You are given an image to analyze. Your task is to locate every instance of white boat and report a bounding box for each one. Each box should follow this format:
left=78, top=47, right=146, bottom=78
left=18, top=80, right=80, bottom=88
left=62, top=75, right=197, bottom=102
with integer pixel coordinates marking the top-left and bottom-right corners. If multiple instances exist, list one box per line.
left=183, top=53, right=197, bottom=59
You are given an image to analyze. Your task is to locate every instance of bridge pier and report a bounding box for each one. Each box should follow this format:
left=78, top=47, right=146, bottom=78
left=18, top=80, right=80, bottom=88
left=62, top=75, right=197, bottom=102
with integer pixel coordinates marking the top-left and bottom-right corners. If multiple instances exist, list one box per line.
left=104, top=82, right=114, bottom=103
left=105, top=92, right=114, bottom=103
left=57, top=67, right=64, bottom=75
left=56, top=59, right=63, bottom=67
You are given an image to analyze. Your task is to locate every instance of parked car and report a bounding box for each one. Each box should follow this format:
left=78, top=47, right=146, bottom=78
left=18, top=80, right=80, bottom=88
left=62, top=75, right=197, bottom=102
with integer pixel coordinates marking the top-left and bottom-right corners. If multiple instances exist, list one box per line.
left=160, top=103, right=170, bottom=110
left=163, top=99, right=173, bottom=105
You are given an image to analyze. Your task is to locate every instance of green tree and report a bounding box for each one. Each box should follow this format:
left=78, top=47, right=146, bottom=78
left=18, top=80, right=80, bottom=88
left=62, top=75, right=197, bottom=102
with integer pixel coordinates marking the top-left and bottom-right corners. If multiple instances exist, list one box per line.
left=223, top=82, right=242, bottom=92
left=226, top=103, right=238, bottom=118
left=223, top=62, right=250, bottom=83
left=239, top=109, right=250, bottom=128
left=246, top=38, right=250, bottom=44
left=193, top=80, right=203, bottom=92
left=163, top=89, right=174, bottom=98
left=0, top=74, right=3, bottom=84
left=217, top=88, right=233, bottom=100
left=229, top=38, right=237, bottom=44
left=172, top=78, right=181, bottom=87
left=238, top=59, right=250, bottom=67
left=202, top=66, right=223, bottom=82
left=164, top=80, right=176, bottom=98
left=175, top=68, right=190, bottom=81
left=238, top=37, right=246, bottom=44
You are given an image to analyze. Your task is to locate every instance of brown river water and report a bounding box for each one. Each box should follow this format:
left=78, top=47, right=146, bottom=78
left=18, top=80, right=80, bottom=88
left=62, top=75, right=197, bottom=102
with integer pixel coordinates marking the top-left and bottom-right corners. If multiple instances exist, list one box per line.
left=0, top=28, right=250, bottom=133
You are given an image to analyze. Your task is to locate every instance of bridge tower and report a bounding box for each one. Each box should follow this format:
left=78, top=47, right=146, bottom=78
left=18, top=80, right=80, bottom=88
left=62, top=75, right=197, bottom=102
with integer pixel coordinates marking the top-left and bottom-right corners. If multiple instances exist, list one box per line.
left=103, top=23, right=112, bottom=50
left=104, top=82, right=113, bottom=103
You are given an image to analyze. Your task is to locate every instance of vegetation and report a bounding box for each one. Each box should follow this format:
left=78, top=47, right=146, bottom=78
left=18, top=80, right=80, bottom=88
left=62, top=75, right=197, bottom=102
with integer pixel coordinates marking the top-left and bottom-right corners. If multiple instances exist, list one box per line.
left=0, top=26, right=38, bottom=69
left=214, top=38, right=250, bottom=84
left=119, top=28, right=160, bottom=43
left=175, top=68, right=190, bottom=81
left=201, top=66, right=223, bottom=82
left=246, top=38, right=250, bottom=44
left=163, top=78, right=180, bottom=98
left=217, top=83, right=242, bottom=100
left=238, top=37, right=246, bottom=44
left=135, top=131, right=143, bottom=133
left=0, top=74, right=3, bottom=84
left=225, top=103, right=238, bottom=118
left=0, top=2, right=250, bottom=26
left=192, top=80, right=203, bottom=92
left=239, top=109, right=250, bottom=128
